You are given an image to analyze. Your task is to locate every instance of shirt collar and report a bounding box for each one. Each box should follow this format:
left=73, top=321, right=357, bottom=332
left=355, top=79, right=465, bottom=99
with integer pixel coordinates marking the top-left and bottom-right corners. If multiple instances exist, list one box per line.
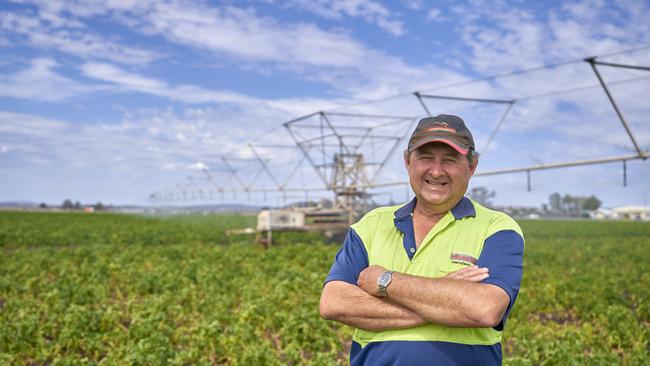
left=394, top=196, right=476, bottom=221
left=394, top=197, right=417, bottom=220
left=450, top=196, right=476, bottom=220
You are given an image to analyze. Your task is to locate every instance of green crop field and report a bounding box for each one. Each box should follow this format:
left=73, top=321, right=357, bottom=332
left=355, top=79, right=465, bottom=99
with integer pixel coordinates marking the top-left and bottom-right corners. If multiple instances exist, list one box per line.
left=0, top=211, right=648, bottom=365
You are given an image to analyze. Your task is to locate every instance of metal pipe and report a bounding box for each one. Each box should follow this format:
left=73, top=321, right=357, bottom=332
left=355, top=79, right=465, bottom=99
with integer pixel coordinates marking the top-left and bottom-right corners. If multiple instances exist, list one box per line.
left=286, top=124, right=370, bottom=130
left=482, top=101, right=515, bottom=154
left=281, top=155, right=306, bottom=188
left=248, top=143, right=282, bottom=189
left=282, top=111, right=320, bottom=126
left=284, top=123, right=329, bottom=186
left=586, top=58, right=644, bottom=156
left=354, top=153, right=648, bottom=187
left=417, top=93, right=515, bottom=104
left=220, top=157, right=248, bottom=189
left=321, top=112, right=352, bottom=155
left=590, top=60, right=650, bottom=72
left=476, top=153, right=648, bottom=176
left=325, top=112, right=415, bottom=119
left=338, top=134, right=401, bottom=140
left=414, top=92, right=432, bottom=116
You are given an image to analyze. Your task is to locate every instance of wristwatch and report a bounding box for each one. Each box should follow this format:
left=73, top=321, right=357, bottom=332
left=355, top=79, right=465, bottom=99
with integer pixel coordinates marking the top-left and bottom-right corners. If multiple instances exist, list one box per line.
left=378, top=270, right=394, bottom=297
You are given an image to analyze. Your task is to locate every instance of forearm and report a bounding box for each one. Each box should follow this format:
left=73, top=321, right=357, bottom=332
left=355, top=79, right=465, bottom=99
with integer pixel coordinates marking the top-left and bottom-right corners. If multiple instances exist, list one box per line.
left=388, top=272, right=508, bottom=328
left=320, top=280, right=426, bottom=331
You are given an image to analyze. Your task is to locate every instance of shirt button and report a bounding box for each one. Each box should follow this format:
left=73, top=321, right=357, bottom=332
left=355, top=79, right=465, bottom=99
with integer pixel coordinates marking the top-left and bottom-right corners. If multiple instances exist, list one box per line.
left=409, top=248, right=415, bottom=253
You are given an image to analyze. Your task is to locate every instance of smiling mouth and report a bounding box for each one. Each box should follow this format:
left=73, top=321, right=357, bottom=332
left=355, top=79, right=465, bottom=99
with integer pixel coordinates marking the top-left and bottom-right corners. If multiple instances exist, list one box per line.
left=424, top=177, right=448, bottom=187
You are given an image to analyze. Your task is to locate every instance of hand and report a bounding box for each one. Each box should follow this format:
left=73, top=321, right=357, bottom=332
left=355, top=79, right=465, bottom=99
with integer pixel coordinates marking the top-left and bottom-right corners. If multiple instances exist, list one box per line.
left=357, top=265, right=387, bottom=297
left=445, top=265, right=489, bottom=282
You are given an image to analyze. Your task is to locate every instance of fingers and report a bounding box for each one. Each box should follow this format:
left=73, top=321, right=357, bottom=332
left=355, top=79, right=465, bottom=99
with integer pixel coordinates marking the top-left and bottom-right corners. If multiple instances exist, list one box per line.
left=356, top=265, right=386, bottom=296
left=445, top=265, right=489, bottom=282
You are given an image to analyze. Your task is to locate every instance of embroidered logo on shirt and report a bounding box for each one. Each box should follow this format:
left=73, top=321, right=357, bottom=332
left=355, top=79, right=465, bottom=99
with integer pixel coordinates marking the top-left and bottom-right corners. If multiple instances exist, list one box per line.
left=450, top=253, right=478, bottom=266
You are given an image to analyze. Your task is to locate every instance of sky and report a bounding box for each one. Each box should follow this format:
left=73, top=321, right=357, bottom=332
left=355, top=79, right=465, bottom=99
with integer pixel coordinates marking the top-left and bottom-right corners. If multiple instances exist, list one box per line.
left=1, top=0, right=649, bottom=208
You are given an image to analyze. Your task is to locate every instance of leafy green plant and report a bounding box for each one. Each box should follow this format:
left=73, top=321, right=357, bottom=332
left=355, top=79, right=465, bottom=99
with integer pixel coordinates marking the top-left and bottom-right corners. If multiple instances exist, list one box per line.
left=0, top=214, right=648, bottom=365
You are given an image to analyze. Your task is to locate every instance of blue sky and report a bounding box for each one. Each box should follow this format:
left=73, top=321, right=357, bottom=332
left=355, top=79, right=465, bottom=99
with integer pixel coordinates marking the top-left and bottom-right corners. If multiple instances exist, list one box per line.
left=1, top=0, right=649, bottom=208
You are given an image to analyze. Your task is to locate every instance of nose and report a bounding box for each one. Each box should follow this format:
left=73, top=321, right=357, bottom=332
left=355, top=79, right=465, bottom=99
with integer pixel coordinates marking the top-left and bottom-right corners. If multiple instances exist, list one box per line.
left=427, top=159, right=444, bottom=177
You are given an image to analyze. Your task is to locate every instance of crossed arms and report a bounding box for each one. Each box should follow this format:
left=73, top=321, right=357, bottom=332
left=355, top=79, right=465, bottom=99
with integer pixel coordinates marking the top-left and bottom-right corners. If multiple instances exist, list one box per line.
left=319, top=265, right=510, bottom=331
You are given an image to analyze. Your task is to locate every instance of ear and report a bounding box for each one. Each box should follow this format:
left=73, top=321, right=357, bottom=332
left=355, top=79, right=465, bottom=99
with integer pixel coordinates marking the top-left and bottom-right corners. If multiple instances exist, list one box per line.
left=469, top=157, right=478, bottom=175
left=403, top=149, right=411, bottom=169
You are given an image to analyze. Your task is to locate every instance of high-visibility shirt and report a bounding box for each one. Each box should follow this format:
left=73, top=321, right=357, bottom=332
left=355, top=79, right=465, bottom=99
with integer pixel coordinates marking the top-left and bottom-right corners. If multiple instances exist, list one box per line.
left=325, top=197, right=524, bottom=366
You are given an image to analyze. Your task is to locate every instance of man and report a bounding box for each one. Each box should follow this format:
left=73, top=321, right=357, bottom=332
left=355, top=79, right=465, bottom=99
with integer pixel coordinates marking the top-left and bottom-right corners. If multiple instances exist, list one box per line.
left=319, top=114, right=524, bottom=365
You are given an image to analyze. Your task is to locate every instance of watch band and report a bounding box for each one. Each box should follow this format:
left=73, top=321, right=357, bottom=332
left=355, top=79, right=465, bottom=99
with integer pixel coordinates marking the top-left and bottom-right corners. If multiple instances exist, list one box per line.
left=378, top=270, right=394, bottom=297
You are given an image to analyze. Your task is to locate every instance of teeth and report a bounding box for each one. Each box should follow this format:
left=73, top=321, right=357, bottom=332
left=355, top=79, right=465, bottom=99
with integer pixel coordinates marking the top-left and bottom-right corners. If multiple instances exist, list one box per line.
left=425, top=179, right=446, bottom=186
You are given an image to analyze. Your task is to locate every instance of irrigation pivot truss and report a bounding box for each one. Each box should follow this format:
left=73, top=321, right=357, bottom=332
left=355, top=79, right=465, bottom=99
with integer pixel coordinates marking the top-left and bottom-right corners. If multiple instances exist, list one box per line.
left=283, top=111, right=416, bottom=213
left=150, top=47, right=650, bottom=215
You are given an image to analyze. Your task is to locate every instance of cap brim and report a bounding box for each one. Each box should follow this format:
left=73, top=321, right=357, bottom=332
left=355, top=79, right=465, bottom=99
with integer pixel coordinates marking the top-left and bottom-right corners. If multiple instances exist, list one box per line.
left=409, top=138, right=469, bottom=155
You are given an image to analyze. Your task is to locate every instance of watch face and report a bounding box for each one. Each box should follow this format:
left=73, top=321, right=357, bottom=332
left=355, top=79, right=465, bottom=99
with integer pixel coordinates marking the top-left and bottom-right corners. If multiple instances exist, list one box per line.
left=379, top=271, right=392, bottom=286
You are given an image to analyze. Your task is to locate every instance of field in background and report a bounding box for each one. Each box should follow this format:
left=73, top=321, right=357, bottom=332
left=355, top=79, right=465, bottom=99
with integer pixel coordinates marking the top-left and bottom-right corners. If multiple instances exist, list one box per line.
left=1, top=212, right=648, bottom=365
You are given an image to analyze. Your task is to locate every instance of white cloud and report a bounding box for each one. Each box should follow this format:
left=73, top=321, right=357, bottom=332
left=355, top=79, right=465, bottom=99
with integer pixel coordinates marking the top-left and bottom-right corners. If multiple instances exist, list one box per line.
left=2, top=0, right=649, bottom=206
left=189, top=162, right=208, bottom=170
left=8, top=0, right=421, bottom=96
left=161, top=162, right=179, bottom=171
left=431, top=0, right=650, bottom=170
left=79, top=61, right=364, bottom=117
left=80, top=61, right=301, bottom=108
left=0, top=110, right=70, bottom=136
left=0, top=58, right=96, bottom=102
left=132, top=3, right=371, bottom=68
left=0, top=105, right=330, bottom=203
left=8, top=0, right=148, bottom=25
left=0, top=11, right=160, bottom=65
left=0, top=0, right=474, bottom=109
left=289, top=0, right=405, bottom=36
left=81, top=62, right=166, bottom=91
left=0, top=109, right=202, bottom=174
left=402, top=0, right=423, bottom=10
left=452, top=0, right=650, bottom=74
left=426, top=8, right=443, bottom=21
left=454, top=5, right=545, bottom=72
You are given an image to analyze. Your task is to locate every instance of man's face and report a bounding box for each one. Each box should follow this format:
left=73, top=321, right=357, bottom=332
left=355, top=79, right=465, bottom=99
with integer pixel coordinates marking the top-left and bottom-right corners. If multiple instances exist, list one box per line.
left=404, top=142, right=477, bottom=214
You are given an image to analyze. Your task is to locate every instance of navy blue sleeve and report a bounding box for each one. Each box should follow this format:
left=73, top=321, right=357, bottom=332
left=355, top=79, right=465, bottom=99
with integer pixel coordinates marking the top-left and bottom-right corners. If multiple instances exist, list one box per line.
left=477, top=230, right=524, bottom=331
left=324, top=228, right=369, bottom=285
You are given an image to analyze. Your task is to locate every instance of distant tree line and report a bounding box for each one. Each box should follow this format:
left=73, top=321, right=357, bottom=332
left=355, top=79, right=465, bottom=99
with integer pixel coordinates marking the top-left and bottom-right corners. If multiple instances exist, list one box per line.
left=466, top=186, right=602, bottom=218
left=546, top=192, right=602, bottom=217
left=468, top=186, right=496, bottom=208
left=53, top=199, right=107, bottom=211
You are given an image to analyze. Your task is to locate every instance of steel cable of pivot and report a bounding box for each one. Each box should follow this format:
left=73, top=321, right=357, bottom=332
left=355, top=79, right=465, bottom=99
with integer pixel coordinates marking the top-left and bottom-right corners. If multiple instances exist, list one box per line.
left=323, top=44, right=650, bottom=113
left=516, top=74, right=650, bottom=101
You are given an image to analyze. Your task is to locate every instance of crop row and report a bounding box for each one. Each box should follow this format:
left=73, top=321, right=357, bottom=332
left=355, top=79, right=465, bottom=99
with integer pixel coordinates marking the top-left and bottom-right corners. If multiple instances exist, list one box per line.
left=0, top=211, right=255, bottom=248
